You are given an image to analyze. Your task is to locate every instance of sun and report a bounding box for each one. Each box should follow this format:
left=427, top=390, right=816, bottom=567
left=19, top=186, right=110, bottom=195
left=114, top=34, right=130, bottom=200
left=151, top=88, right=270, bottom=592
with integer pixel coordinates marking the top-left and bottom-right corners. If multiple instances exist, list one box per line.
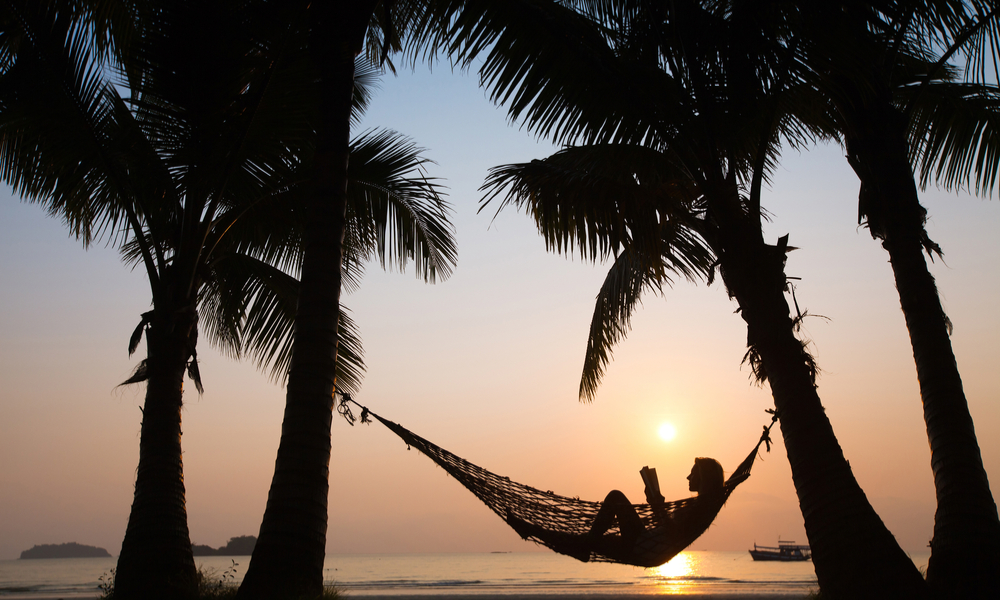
left=658, top=422, right=677, bottom=442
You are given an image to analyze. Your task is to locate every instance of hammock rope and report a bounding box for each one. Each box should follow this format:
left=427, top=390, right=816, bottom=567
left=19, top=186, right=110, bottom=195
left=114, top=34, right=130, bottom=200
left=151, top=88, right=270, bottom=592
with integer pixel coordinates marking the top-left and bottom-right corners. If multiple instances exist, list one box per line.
left=339, top=396, right=778, bottom=568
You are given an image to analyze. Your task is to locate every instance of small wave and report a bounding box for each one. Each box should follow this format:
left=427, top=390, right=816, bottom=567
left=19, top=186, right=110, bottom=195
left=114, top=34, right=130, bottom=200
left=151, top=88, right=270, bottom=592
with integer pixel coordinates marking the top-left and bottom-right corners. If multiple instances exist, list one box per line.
left=0, top=584, right=92, bottom=596
left=728, top=578, right=818, bottom=585
left=335, top=579, right=485, bottom=590
left=334, top=577, right=644, bottom=593
left=653, top=575, right=726, bottom=582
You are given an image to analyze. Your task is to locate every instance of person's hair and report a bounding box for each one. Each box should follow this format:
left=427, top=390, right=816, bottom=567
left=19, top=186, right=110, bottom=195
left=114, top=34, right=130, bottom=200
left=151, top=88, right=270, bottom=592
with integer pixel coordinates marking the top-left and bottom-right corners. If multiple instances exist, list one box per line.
left=694, top=457, right=724, bottom=495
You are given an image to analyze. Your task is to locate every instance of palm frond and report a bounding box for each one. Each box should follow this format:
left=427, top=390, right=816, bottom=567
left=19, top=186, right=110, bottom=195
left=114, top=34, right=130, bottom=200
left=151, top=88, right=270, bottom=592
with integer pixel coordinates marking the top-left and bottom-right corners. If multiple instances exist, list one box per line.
left=905, top=80, right=1000, bottom=195
left=120, top=359, right=150, bottom=387
left=946, top=1, right=1000, bottom=86
left=201, top=251, right=299, bottom=376
left=203, top=252, right=366, bottom=393
left=353, top=54, right=381, bottom=125
left=482, top=141, right=715, bottom=402
left=580, top=247, right=653, bottom=402
left=410, top=0, right=671, bottom=148
left=347, top=128, right=457, bottom=282
left=579, top=222, right=709, bottom=401
left=0, top=1, right=128, bottom=244
left=333, top=308, right=367, bottom=397
left=483, top=143, right=709, bottom=271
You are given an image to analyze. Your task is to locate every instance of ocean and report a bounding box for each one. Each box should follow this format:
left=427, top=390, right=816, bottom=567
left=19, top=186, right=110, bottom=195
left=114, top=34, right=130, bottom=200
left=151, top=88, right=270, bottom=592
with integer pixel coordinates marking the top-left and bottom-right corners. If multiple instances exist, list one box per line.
left=0, top=551, right=931, bottom=598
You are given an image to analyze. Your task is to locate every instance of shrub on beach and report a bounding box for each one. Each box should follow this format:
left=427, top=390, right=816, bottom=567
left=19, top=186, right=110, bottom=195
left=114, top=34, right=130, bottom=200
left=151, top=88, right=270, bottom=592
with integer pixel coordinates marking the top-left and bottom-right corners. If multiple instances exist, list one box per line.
left=98, top=563, right=340, bottom=600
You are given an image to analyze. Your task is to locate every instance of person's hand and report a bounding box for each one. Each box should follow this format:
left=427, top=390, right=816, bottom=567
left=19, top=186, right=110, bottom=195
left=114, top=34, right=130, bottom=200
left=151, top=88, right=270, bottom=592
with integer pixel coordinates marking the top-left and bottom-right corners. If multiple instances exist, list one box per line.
left=645, top=489, right=665, bottom=506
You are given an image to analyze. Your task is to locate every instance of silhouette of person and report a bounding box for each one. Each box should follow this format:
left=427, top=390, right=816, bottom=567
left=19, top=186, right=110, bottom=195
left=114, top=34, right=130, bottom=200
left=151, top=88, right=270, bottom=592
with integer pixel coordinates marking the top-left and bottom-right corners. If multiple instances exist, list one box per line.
left=507, top=457, right=725, bottom=565
left=588, top=457, right=724, bottom=552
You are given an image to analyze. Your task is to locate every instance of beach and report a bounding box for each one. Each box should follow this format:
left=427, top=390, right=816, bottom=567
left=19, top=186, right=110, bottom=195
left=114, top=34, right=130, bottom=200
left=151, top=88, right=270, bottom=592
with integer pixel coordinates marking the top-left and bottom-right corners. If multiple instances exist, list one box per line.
left=17, top=595, right=807, bottom=600
left=352, top=594, right=807, bottom=599
left=9, top=593, right=810, bottom=600
left=1, top=552, right=828, bottom=600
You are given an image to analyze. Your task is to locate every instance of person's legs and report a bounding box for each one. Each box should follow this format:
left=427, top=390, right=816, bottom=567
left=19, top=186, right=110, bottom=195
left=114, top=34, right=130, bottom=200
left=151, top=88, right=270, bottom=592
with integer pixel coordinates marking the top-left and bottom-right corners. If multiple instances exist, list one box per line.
left=590, top=490, right=644, bottom=540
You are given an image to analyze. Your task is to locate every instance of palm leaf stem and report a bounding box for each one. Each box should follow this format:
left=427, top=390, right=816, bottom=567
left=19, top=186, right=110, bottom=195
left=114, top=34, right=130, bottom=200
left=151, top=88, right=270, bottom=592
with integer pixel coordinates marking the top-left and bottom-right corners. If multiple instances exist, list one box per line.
left=124, top=199, right=162, bottom=295
left=186, top=55, right=286, bottom=300
left=108, top=93, right=174, bottom=275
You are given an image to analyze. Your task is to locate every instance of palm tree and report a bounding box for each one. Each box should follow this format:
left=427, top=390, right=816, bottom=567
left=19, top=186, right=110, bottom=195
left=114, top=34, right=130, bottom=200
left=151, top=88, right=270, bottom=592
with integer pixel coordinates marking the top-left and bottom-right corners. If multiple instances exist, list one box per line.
left=233, top=1, right=373, bottom=596
left=1, top=2, right=453, bottom=598
left=795, top=3, right=1000, bottom=593
left=439, top=0, right=929, bottom=595
left=1, top=3, right=301, bottom=596
left=214, top=126, right=455, bottom=394
left=235, top=2, right=464, bottom=597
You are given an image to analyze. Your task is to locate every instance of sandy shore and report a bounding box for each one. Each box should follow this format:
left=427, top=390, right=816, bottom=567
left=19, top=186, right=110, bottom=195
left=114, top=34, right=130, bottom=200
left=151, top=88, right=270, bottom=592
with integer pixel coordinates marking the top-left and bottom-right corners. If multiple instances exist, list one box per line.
left=8, top=587, right=816, bottom=600
left=21, top=596, right=808, bottom=600
left=354, top=592, right=808, bottom=600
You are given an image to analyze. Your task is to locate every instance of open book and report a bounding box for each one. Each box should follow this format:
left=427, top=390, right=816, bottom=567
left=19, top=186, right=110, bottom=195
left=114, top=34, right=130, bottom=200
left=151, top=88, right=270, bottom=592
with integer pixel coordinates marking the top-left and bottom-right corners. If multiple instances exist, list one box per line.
left=640, top=466, right=663, bottom=503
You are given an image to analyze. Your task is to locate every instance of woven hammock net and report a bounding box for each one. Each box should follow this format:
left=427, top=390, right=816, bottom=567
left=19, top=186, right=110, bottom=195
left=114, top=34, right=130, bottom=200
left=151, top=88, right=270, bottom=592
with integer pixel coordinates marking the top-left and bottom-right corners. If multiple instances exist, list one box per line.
left=357, top=405, right=771, bottom=568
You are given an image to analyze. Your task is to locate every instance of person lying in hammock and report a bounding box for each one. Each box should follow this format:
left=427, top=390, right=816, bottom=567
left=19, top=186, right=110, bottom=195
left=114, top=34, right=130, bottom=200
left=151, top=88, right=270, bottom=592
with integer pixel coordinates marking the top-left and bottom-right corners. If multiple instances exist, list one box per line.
left=507, top=457, right=725, bottom=566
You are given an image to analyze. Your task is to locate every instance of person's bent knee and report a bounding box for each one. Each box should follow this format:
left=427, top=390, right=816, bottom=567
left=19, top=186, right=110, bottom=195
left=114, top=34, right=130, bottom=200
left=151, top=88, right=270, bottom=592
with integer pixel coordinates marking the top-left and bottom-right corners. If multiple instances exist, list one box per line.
left=604, top=490, right=629, bottom=504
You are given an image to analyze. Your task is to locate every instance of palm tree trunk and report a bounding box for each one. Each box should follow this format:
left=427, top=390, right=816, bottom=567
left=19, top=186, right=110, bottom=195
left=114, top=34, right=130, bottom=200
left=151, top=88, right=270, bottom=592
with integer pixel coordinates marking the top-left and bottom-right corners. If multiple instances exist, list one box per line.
left=845, top=106, right=1000, bottom=597
left=237, top=2, right=377, bottom=598
left=885, top=227, right=1000, bottom=597
left=709, top=182, right=928, bottom=598
left=114, top=308, right=199, bottom=600
left=236, top=59, right=348, bottom=600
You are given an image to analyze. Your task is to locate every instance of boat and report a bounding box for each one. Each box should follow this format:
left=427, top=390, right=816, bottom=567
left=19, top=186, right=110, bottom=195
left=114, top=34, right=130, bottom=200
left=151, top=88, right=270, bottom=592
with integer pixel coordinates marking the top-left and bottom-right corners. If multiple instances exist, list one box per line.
left=749, top=540, right=812, bottom=561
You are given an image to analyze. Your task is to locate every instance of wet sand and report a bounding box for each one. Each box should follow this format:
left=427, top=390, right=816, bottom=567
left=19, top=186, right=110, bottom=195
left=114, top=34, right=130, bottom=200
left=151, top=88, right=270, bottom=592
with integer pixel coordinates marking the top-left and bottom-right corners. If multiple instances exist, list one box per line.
left=344, top=594, right=810, bottom=600
left=26, top=596, right=807, bottom=600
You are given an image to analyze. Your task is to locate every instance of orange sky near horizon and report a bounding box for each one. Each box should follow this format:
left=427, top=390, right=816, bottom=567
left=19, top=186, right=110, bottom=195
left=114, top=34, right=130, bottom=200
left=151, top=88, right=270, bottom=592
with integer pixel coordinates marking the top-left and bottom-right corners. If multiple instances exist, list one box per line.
left=1, top=66, right=998, bottom=561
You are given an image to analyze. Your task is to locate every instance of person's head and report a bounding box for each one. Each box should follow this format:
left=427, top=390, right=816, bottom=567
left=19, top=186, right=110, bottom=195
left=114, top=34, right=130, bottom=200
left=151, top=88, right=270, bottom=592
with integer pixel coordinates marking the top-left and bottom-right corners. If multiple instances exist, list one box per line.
left=687, top=458, right=724, bottom=496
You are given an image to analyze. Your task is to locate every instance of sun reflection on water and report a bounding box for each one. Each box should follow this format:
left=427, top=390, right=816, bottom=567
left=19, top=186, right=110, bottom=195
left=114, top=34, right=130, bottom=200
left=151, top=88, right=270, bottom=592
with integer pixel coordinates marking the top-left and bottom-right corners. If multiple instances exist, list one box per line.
left=650, top=552, right=703, bottom=594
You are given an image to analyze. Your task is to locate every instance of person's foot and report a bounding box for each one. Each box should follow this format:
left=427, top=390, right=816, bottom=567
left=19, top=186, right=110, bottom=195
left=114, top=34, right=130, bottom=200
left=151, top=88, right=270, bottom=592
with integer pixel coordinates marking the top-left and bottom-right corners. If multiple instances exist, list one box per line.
left=505, top=510, right=537, bottom=540
left=555, top=541, right=591, bottom=563
left=505, top=510, right=591, bottom=562
left=538, top=528, right=593, bottom=563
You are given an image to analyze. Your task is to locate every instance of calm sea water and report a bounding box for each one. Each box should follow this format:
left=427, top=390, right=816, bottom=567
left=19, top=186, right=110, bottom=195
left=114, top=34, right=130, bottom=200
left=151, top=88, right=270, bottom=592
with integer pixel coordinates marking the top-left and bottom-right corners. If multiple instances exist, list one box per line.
left=0, top=551, right=932, bottom=598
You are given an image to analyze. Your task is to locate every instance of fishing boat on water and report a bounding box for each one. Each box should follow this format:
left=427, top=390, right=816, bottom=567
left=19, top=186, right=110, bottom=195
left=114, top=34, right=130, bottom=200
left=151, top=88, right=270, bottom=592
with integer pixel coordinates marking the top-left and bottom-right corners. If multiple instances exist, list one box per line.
left=749, top=540, right=811, bottom=561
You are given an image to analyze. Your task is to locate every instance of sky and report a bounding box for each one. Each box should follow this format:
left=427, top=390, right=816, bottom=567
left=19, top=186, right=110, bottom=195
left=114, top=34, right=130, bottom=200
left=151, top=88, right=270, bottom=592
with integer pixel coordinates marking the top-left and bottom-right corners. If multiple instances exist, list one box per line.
left=1, top=63, right=998, bottom=562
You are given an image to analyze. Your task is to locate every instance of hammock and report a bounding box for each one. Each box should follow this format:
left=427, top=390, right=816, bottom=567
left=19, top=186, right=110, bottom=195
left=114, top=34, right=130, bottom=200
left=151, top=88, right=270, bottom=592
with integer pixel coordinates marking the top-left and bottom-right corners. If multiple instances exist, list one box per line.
left=339, top=397, right=777, bottom=568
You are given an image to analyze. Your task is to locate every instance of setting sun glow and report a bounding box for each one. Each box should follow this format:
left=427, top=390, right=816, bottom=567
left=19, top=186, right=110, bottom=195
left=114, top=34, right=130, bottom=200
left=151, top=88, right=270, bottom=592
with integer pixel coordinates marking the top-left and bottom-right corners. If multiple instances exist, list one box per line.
left=651, top=552, right=699, bottom=593
left=658, top=422, right=677, bottom=442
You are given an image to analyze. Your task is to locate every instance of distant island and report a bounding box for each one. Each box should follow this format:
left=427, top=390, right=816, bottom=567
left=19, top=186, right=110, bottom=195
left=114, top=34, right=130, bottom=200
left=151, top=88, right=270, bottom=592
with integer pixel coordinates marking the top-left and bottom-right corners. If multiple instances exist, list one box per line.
left=20, top=542, right=111, bottom=559
left=192, top=535, right=256, bottom=556
left=19, top=536, right=257, bottom=559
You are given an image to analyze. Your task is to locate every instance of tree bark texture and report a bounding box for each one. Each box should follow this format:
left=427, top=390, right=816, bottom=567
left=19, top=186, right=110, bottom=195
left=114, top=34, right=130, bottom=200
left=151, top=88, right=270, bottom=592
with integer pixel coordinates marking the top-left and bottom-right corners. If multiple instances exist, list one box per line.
left=236, top=67, right=349, bottom=600
left=114, top=309, right=199, bottom=600
left=845, top=105, right=1000, bottom=598
left=708, top=180, right=928, bottom=598
left=237, top=2, right=377, bottom=598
